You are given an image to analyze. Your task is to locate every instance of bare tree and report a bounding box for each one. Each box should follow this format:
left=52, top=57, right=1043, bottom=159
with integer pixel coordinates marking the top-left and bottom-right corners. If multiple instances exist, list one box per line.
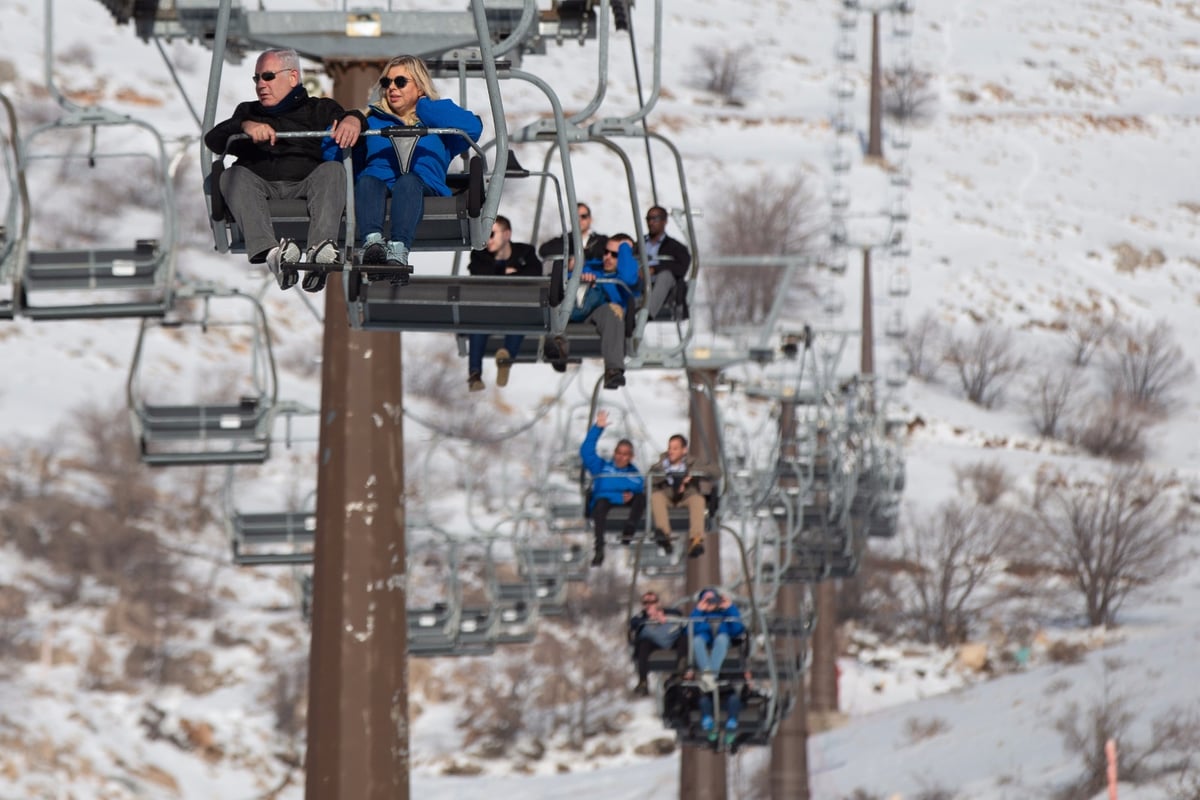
left=1061, top=310, right=1119, bottom=368
left=882, top=67, right=938, bottom=126
left=1067, top=392, right=1150, bottom=462
left=944, top=323, right=1025, bottom=408
left=700, top=172, right=821, bottom=330
left=953, top=460, right=1013, bottom=506
left=1026, top=366, right=1080, bottom=439
left=898, top=501, right=1021, bottom=646
left=690, top=44, right=758, bottom=106
left=1032, top=466, right=1183, bottom=627
left=1104, top=319, right=1194, bottom=415
left=901, top=310, right=944, bottom=381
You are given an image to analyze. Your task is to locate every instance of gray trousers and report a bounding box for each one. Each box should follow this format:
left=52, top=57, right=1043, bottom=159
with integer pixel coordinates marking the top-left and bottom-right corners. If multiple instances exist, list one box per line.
left=647, top=270, right=677, bottom=319
left=220, top=161, right=346, bottom=262
left=588, top=303, right=626, bottom=370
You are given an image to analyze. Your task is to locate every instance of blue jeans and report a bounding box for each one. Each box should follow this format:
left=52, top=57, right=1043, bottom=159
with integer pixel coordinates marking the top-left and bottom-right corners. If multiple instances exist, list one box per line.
left=467, top=333, right=525, bottom=375
left=699, top=690, right=742, bottom=723
left=354, top=173, right=436, bottom=247
left=694, top=632, right=730, bottom=674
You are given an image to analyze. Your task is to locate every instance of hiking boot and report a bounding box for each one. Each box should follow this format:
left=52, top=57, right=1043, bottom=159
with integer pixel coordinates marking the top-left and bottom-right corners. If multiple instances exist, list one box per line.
left=603, top=368, right=626, bottom=390
left=545, top=335, right=570, bottom=372
left=634, top=679, right=649, bottom=697
left=591, top=549, right=604, bottom=567
left=654, top=528, right=673, bottom=555
left=266, top=239, right=301, bottom=290
left=688, top=538, right=706, bottom=559
left=468, top=372, right=485, bottom=392
left=620, top=527, right=635, bottom=546
left=495, top=348, right=513, bottom=387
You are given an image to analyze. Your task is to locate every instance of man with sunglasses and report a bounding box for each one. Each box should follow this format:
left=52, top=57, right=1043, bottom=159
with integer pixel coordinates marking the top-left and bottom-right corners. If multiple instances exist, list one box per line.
left=642, top=205, right=692, bottom=319
left=562, top=233, right=640, bottom=389
left=537, top=202, right=609, bottom=267
left=464, top=214, right=542, bottom=392
left=627, top=590, right=686, bottom=697
left=205, top=48, right=364, bottom=291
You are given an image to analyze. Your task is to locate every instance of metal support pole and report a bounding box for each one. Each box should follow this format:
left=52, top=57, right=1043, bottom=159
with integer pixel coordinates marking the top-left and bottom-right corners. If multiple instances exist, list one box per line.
left=769, top=399, right=811, bottom=799
left=305, top=62, right=410, bottom=800
left=680, top=368, right=727, bottom=800
left=867, top=12, right=883, bottom=159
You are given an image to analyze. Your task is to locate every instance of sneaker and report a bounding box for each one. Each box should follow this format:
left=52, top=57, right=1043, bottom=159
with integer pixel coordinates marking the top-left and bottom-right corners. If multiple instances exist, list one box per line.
left=468, top=372, right=485, bottom=392
left=700, top=714, right=714, bottom=732
left=619, top=528, right=635, bottom=546
left=301, top=271, right=327, bottom=293
left=591, top=550, right=604, bottom=567
left=725, top=730, right=738, bottom=748
left=495, top=348, right=513, bottom=387
left=654, top=528, right=673, bottom=555
left=725, top=716, right=738, bottom=731
left=360, top=241, right=387, bottom=266
left=700, top=672, right=718, bottom=693
left=385, top=241, right=410, bottom=267
left=603, top=368, right=626, bottom=390
left=688, top=538, right=706, bottom=559
left=306, top=238, right=342, bottom=266
left=545, top=335, right=570, bottom=373
left=266, top=239, right=301, bottom=290
left=634, top=679, right=649, bottom=697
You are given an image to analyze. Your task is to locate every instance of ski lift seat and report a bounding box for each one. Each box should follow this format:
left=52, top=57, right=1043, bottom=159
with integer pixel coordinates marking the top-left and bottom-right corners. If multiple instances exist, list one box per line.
left=453, top=605, right=498, bottom=655
left=137, top=401, right=271, bottom=466
left=407, top=602, right=461, bottom=656
left=348, top=273, right=557, bottom=334
left=23, top=239, right=161, bottom=289
left=231, top=511, right=316, bottom=566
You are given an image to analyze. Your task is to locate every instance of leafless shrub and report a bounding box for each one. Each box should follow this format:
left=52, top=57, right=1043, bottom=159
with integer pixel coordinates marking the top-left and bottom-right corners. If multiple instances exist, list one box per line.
left=1032, top=466, right=1183, bottom=627
left=270, top=659, right=309, bottom=740
left=1067, top=393, right=1149, bottom=462
left=953, top=460, right=1013, bottom=505
left=690, top=44, right=758, bottom=105
left=700, top=172, right=821, bottom=330
left=1045, top=640, right=1088, bottom=665
left=904, top=715, right=951, bottom=744
left=1103, top=320, right=1194, bottom=416
left=1062, top=310, right=1119, bottom=368
left=944, top=323, right=1025, bottom=408
left=458, top=659, right=532, bottom=755
left=898, top=501, right=1023, bottom=646
left=902, top=311, right=945, bottom=381
left=1026, top=367, right=1080, bottom=439
left=882, top=68, right=938, bottom=126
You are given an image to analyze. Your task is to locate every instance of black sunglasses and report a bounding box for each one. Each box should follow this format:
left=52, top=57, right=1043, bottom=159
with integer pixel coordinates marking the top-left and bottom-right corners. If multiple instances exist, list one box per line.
left=379, top=75, right=411, bottom=90
left=579, top=212, right=591, bottom=219
left=604, top=248, right=622, bottom=257
left=642, top=597, right=657, bottom=604
left=252, top=69, right=294, bottom=83
left=646, top=214, right=666, bottom=222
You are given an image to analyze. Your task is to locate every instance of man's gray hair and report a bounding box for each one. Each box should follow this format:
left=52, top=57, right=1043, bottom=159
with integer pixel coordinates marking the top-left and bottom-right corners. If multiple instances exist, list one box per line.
left=261, top=48, right=302, bottom=78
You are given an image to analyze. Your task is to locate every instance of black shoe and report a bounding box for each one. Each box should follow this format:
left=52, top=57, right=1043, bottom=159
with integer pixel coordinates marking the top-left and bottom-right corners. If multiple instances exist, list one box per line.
left=603, top=368, right=626, bottom=390
left=301, top=271, right=327, bottom=293
left=387, top=264, right=414, bottom=286
left=688, top=539, right=705, bottom=559
left=360, top=241, right=387, bottom=266
left=591, top=550, right=604, bottom=567
left=654, top=528, right=673, bottom=555
left=545, top=335, right=570, bottom=373
left=620, top=528, right=635, bottom=546
left=634, top=679, right=649, bottom=697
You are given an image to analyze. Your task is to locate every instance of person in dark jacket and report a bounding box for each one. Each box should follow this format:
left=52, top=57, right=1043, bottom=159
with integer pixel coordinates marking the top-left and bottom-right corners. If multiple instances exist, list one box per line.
left=204, top=48, right=363, bottom=291
left=580, top=409, right=647, bottom=567
left=538, top=202, right=608, bottom=268
left=643, top=205, right=692, bottom=318
left=465, top=215, right=542, bottom=391
left=628, top=590, right=686, bottom=696
left=328, top=55, right=482, bottom=283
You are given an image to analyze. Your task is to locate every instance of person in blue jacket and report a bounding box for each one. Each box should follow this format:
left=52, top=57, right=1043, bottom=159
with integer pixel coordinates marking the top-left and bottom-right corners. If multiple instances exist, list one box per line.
left=580, top=409, right=647, bottom=567
left=327, top=55, right=482, bottom=282
left=687, top=587, right=746, bottom=695
left=560, top=233, right=641, bottom=389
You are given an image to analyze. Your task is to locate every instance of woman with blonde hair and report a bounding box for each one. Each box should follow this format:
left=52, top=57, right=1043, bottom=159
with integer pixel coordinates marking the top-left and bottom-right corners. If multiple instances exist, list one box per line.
left=329, top=55, right=483, bottom=279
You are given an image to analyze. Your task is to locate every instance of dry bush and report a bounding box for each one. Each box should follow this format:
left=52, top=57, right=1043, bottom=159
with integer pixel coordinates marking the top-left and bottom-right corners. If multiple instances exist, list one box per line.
left=1045, top=639, right=1088, bottom=665
left=904, top=715, right=951, bottom=744
left=1026, top=367, right=1080, bottom=439
left=1061, top=310, right=1119, bottom=368
left=901, top=311, right=945, bottom=381
left=944, top=323, right=1025, bottom=408
left=457, top=659, right=532, bottom=756
left=1103, top=319, right=1194, bottom=416
left=269, top=659, right=310, bottom=740
left=690, top=44, right=758, bottom=105
left=1067, top=393, right=1149, bottom=462
left=898, top=501, right=1023, bottom=646
left=882, top=68, right=938, bottom=126
left=700, top=172, right=821, bottom=330
left=953, top=460, right=1014, bottom=505
left=1032, top=466, right=1183, bottom=627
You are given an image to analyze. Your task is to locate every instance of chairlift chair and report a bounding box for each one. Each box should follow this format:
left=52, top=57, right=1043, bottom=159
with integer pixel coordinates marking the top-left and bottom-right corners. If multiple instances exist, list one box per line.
left=0, top=92, right=24, bottom=320
left=127, top=287, right=277, bottom=466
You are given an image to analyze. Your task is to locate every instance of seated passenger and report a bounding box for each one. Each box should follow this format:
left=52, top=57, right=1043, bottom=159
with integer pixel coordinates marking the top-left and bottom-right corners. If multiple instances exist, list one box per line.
left=538, top=202, right=608, bottom=266
left=329, top=55, right=482, bottom=284
left=628, top=590, right=686, bottom=697
left=580, top=409, right=647, bottom=567
left=205, top=47, right=364, bottom=292
left=465, top=215, right=543, bottom=392
left=642, top=205, right=691, bottom=319
left=687, top=587, right=745, bottom=691
left=551, top=234, right=639, bottom=389
left=649, top=432, right=719, bottom=558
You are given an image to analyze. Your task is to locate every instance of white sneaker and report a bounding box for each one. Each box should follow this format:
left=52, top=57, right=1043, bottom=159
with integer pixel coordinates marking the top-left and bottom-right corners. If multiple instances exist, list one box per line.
left=700, top=672, right=718, bottom=692
left=265, top=239, right=301, bottom=290
left=306, top=239, right=341, bottom=265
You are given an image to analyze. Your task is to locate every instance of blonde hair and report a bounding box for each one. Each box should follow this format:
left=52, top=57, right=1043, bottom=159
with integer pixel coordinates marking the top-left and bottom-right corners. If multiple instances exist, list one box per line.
left=373, top=55, right=439, bottom=124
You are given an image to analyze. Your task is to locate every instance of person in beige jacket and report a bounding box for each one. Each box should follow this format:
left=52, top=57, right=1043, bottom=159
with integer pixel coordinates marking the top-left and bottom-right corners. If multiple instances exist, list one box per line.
left=648, top=433, right=719, bottom=558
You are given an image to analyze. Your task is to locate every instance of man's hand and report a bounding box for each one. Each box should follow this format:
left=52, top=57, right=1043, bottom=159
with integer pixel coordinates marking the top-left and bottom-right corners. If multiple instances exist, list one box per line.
left=329, top=115, right=362, bottom=148
left=242, top=120, right=278, bottom=146
left=621, top=491, right=633, bottom=503
left=580, top=272, right=597, bottom=284
left=595, top=409, right=609, bottom=428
